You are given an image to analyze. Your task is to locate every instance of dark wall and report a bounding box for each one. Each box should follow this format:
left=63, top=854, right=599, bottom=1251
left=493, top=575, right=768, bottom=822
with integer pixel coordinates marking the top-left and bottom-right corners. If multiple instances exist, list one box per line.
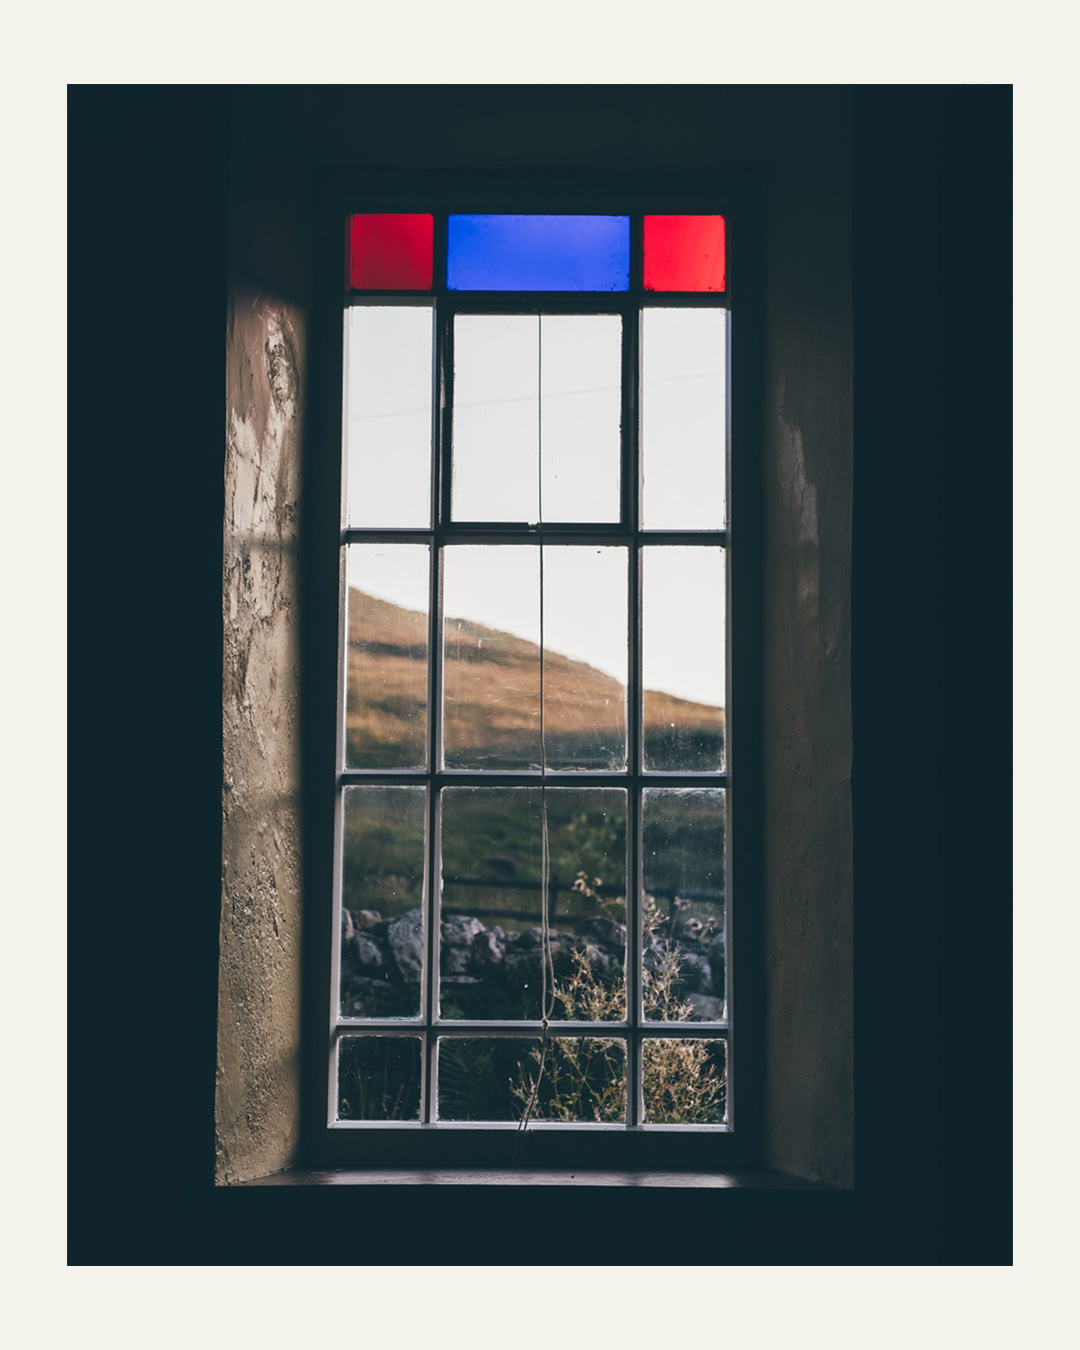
left=69, top=84, right=1010, bottom=1264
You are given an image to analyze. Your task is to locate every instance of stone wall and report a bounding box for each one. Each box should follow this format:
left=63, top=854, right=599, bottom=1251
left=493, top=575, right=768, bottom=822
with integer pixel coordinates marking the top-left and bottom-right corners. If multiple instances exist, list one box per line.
left=216, top=289, right=306, bottom=1184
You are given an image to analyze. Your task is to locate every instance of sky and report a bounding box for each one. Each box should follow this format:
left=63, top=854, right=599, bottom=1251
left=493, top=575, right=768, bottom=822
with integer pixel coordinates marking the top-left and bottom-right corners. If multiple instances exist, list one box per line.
left=344, top=307, right=726, bottom=706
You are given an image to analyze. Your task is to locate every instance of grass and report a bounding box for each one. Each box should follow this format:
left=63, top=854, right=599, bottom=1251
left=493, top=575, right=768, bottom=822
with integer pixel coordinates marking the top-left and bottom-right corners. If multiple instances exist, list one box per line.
left=344, top=587, right=724, bottom=770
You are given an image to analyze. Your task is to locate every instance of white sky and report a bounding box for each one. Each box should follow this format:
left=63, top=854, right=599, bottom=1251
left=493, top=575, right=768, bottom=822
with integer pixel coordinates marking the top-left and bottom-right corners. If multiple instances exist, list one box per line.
left=453, top=313, right=622, bottom=523
left=345, top=307, right=726, bottom=706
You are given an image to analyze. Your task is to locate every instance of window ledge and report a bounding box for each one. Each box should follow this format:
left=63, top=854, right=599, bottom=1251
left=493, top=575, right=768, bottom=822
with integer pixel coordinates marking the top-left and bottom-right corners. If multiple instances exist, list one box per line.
left=239, top=1166, right=839, bottom=1189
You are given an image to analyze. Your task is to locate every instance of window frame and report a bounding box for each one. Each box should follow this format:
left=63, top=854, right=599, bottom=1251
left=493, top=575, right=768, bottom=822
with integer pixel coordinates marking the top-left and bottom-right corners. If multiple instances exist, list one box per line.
left=304, top=177, right=765, bottom=1173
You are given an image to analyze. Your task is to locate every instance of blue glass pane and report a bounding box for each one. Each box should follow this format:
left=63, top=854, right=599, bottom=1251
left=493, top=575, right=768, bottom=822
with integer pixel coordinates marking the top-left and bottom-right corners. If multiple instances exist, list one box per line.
left=447, top=215, right=630, bottom=291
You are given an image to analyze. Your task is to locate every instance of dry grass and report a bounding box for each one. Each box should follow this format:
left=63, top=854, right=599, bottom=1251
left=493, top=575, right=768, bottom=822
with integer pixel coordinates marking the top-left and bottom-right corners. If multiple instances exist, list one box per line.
left=345, top=588, right=723, bottom=765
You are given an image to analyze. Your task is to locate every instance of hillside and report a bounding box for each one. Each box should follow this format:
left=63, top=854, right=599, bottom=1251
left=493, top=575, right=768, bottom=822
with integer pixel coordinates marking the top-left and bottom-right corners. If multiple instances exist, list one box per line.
left=345, top=588, right=724, bottom=769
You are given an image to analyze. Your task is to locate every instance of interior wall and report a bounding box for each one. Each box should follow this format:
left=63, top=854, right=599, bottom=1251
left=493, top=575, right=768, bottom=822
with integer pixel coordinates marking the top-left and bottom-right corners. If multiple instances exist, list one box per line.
left=214, top=85, right=855, bottom=1185
left=216, top=146, right=311, bottom=1183
left=758, top=97, right=855, bottom=1186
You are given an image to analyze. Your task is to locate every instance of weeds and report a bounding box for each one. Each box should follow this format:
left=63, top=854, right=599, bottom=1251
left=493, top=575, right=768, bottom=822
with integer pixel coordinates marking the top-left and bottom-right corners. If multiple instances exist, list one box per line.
left=511, top=873, right=726, bottom=1125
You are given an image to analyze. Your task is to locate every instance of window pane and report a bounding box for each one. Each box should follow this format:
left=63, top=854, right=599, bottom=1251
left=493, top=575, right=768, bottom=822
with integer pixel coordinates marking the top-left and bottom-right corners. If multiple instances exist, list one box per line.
left=345, top=544, right=429, bottom=770
left=437, top=1037, right=626, bottom=1122
left=451, top=314, right=539, bottom=523
left=447, top=214, right=630, bottom=291
left=641, top=308, right=726, bottom=530
left=337, top=1036, right=423, bottom=1121
left=642, top=547, right=725, bottom=772
left=440, top=787, right=626, bottom=1022
left=540, top=315, right=622, bottom=523
left=641, top=788, right=725, bottom=1023
left=643, top=215, right=726, bottom=293
left=443, top=544, right=540, bottom=769
left=442, top=546, right=627, bottom=771
left=344, top=305, right=433, bottom=528
left=452, top=315, right=622, bottom=524
left=542, top=546, right=628, bottom=770
left=340, top=785, right=427, bottom=1019
left=349, top=213, right=433, bottom=290
left=642, top=1039, right=726, bottom=1124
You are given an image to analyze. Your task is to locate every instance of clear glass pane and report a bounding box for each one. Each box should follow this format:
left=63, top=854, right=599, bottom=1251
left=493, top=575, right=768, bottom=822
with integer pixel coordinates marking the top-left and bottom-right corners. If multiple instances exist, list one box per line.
left=641, top=788, right=725, bottom=1023
left=452, top=314, right=539, bottom=523
left=344, top=305, right=433, bottom=527
left=442, top=545, right=627, bottom=771
left=542, top=546, right=627, bottom=769
left=540, top=316, right=622, bottom=523
left=340, top=785, right=427, bottom=1019
left=337, top=1036, right=422, bottom=1121
left=439, top=787, right=626, bottom=1022
left=642, top=547, right=725, bottom=772
left=345, top=544, right=429, bottom=770
left=452, top=315, right=622, bottom=524
left=641, top=308, right=726, bottom=530
left=642, top=1038, right=726, bottom=1124
left=437, top=1037, right=626, bottom=1122
left=443, top=544, right=540, bottom=769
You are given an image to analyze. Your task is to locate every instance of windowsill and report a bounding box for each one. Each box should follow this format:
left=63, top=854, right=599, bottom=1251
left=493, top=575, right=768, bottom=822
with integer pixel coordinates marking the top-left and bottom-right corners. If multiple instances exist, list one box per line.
left=239, top=1166, right=839, bottom=1189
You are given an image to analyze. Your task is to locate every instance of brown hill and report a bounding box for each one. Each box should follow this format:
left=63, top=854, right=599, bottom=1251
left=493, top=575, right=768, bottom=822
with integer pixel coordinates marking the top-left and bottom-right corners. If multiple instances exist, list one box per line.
left=345, top=588, right=723, bottom=770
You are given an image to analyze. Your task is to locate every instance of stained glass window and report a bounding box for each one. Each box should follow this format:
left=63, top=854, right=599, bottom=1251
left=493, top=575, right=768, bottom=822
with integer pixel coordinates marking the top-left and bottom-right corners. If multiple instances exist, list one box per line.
left=447, top=214, right=630, bottom=291
left=643, top=214, right=726, bottom=293
left=349, top=213, right=434, bottom=290
left=347, top=211, right=727, bottom=294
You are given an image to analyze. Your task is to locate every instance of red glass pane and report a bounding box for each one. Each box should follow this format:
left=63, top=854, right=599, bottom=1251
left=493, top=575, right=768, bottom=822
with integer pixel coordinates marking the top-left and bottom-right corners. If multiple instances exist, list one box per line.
left=349, top=214, right=433, bottom=290
left=643, top=215, right=726, bottom=293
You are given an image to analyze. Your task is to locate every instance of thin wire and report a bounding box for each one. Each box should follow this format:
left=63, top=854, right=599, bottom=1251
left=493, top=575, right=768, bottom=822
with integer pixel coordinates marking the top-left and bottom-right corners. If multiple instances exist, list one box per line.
left=519, top=315, right=555, bottom=1133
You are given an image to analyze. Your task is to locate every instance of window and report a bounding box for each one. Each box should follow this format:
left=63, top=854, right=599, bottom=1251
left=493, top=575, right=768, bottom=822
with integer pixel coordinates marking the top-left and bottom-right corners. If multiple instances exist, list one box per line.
left=325, top=206, right=748, bottom=1165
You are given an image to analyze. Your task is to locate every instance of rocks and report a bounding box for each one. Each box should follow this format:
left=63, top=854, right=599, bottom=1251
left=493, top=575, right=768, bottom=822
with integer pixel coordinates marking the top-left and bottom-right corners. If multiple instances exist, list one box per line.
left=351, top=932, right=384, bottom=971
left=388, top=909, right=424, bottom=983
left=472, top=929, right=504, bottom=968
left=338, top=902, right=722, bottom=1022
left=676, top=951, right=714, bottom=995
left=442, top=942, right=473, bottom=975
left=441, top=914, right=484, bottom=948
left=579, top=916, right=626, bottom=950
left=577, top=938, right=616, bottom=978
left=641, top=929, right=725, bottom=1004
left=686, top=992, right=726, bottom=1022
